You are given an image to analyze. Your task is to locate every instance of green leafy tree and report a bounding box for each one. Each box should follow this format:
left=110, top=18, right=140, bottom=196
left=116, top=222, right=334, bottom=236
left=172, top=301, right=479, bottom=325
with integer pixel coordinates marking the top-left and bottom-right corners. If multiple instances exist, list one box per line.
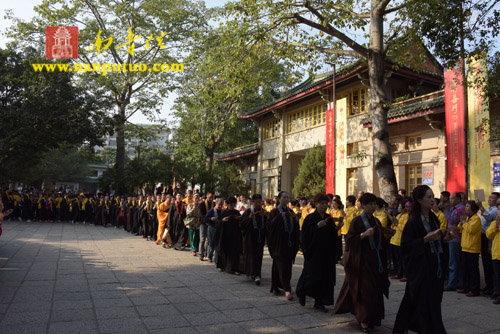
left=0, top=47, right=111, bottom=183
left=226, top=0, right=416, bottom=199
left=173, top=18, right=299, bottom=190
left=7, top=0, right=207, bottom=193
left=292, top=145, right=325, bottom=199
left=214, top=163, right=251, bottom=198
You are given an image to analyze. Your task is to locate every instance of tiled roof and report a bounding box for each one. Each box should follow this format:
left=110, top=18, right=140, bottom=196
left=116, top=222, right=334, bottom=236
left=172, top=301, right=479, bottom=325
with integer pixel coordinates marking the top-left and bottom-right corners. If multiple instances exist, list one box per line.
left=239, top=61, right=364, bottom=117
left=239, top=59, right=444, bottom=119
left=361, top=91, right=445, bottom=124
left=215, top=143, right=260, bottom=161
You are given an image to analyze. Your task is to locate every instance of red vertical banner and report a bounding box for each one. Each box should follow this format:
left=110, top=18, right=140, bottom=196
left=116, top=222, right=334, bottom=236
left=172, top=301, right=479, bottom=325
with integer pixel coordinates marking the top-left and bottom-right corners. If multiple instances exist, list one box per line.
left=326, top=102, right=335, bottom=194
left=444, top=67, right=466, bottom=193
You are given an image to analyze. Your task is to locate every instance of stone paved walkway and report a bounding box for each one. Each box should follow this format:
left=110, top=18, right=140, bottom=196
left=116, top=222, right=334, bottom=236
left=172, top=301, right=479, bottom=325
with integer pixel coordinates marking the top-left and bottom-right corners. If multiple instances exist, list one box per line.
left=0, top=221, right=499, bottom=334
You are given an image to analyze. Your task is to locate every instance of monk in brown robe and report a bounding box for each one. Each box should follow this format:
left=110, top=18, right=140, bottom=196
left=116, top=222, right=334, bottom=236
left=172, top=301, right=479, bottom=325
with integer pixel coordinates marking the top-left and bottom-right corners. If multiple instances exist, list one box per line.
left=266, top=191, right=300, bottom=301
left=240, top=194, right=267, bottom=285
left=333, top=193, right=390, bottom=333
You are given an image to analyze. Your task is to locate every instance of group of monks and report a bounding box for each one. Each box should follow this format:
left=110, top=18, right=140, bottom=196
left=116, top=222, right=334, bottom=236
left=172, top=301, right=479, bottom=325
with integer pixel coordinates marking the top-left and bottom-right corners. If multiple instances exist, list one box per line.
left=5, top=184, right=500, bottom=334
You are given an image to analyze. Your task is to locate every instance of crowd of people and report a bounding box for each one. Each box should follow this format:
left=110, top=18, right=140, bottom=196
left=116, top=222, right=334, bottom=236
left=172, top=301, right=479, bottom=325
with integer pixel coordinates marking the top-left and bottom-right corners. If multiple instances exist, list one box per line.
left=1, top=184, right=500, bottom=334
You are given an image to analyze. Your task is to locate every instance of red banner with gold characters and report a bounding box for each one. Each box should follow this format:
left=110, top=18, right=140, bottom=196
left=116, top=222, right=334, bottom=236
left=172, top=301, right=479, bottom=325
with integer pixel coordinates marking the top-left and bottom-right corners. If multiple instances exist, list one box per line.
left=326, top=101, right=335, bottom=194
left=444, top=67, right=466, bottom=193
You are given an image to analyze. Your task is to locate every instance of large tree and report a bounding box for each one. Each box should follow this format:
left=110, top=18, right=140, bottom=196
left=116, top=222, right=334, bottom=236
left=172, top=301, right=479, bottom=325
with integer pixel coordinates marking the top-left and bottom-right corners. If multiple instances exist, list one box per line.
left=226, top=0, right=496, bottom=199
left=7, top=0, right=206, bottom=193
left=0, top=47, right=111, bottom=183
left=172, top=19, right=300, bottom=190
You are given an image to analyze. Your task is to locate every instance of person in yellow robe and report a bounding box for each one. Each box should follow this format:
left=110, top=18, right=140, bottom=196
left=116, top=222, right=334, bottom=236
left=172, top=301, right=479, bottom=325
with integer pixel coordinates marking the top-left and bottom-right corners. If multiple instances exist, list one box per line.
left=458, top=201, right=482, bottom=296
left=330, top=198, right=344, bottom=262
left=156, top=194, right=173, bottom=246
left=389, top=200, right=410, bottom=281
left=486, top=207, right=500, bottom=304
left=432, top=198, right=448, bottom=234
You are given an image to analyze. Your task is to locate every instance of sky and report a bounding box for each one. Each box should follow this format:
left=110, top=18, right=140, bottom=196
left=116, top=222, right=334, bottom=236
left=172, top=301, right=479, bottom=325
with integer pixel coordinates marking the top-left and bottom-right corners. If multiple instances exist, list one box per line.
left=0, top=0, right=230, bottom=125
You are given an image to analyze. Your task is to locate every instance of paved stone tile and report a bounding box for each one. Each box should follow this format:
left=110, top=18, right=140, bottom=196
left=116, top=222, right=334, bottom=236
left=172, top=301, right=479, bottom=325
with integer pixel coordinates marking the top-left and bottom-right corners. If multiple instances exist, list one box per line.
left=12, top=292, right=53, bottom=303
left=95, top=306, right=140, bottom=319
left=186, top=311, right=233, bottom=326
left=150, top=326, right=200, bottom=334
left=48, top=320, right=98, bottom=334
left=53, top=300, right=93, bottom=311
left=239, top=318, right=294, bottom=333
left=210, top=299, right=253, bottom=310
left=195, top=322, right=248, bottom=333
left=8, top=301, right=52, bottom=313
left=143, top=314, right=190, bottom=329
left=2, top=221, right=499, bottom=334
left=53, top=291, right=91, bottom=301
left=1, top=310, right=51, bottom=326
left=136, top=304, right=177, bottom=317
left=92, top=297, right=133, bottom=308
left=129, top=295, right=169, bottom=306
left=223, top=307, right=267, bottom=322
left=175, top=301, right=217, bottom=314
left=50, top=308, right=96, bottom=322
left=0, top=322, right=48, bottom=334
left=90, top=290, right=127, bottom=299
left=98, top=317, right=147, bottom=333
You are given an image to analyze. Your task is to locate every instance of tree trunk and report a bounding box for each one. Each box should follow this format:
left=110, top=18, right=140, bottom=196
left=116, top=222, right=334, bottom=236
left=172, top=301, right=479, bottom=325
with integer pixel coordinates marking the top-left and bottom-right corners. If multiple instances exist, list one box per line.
left=115, top=106, right=127, bottom=195
left=205, top=147, right=214, bottom=173
left=369, top=1, right=398, bottom=201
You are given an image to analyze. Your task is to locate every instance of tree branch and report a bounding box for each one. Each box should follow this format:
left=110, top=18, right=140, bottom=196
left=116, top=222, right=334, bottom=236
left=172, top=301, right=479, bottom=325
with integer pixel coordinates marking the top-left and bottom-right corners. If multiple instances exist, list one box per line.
left=274, top=40, right=361, bottom=57
left=294, top=5, right=368, bottom=59
left=383, top=3, right=408, bottom=15
left=330, top=5, right=370, bottom=18
left=374, top=0, right=392, bottom=15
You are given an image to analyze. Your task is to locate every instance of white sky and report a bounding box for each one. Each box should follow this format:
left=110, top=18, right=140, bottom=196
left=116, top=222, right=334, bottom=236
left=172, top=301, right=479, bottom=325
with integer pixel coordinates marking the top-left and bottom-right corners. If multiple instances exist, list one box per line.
left=0, top=0, right=230, bottom=125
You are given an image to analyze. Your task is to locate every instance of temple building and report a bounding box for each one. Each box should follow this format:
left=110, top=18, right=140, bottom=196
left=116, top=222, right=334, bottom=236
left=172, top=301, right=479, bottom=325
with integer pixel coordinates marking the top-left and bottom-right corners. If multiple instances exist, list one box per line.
left=215, top=54, right=499, bottom=199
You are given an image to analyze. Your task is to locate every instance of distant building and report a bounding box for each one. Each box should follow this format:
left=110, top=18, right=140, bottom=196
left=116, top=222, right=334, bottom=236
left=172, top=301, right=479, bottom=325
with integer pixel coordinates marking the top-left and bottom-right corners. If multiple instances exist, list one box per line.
left=94, top=124, right=171, bottom=159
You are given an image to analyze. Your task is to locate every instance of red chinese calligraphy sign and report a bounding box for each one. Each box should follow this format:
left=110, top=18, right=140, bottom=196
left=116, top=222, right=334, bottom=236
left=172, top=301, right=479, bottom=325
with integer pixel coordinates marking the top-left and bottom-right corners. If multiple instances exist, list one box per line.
left=326, top=102, right=335, bottom=194
left=444, top=67, right=466, bottom=193
left=45, top=26, right=78, bottom=59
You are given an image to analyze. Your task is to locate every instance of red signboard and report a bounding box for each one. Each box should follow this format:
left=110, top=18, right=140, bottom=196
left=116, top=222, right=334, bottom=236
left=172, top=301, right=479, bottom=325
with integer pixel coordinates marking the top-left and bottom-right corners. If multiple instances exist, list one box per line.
left=444, top=67, right=466, bottom=193
left=326, top=102, right=335, bottom=194
left=45, top=26, right=79, bottom=59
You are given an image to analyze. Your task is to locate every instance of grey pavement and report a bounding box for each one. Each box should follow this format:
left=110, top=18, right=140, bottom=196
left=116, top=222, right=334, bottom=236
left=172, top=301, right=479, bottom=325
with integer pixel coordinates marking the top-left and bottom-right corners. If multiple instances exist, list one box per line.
left=0, top=221, right=499, bottom=334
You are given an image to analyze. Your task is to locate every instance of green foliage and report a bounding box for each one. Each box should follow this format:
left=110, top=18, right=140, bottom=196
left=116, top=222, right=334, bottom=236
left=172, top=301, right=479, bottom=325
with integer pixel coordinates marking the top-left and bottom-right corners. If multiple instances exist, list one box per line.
left=172, top=14, right=300, bottom=190
left=0, top=47, right=112, bottom=182
left=214, top=163, right=250, bottom=199
left=292, top=145, right=326, bottom=199
left=99, top=147, right=176, bottom=194
left=6, top=0, right=208, bottom=191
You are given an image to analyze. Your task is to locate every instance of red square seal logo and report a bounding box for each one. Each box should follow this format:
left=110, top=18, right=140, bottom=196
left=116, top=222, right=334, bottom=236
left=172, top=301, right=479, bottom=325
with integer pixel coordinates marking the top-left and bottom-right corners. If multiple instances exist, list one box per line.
left=45, top=26, right=79, bottom=59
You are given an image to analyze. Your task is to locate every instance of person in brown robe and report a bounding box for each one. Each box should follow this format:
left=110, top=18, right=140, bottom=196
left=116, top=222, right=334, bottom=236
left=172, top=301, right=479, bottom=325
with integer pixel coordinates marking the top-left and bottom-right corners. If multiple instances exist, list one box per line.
left=240, top=194, right=267, bottom=285
left=215, top=196, right=242, bottom=274
left=266, top=191, right=300, bottom=301
left=333, top=192, right=390, bottom=333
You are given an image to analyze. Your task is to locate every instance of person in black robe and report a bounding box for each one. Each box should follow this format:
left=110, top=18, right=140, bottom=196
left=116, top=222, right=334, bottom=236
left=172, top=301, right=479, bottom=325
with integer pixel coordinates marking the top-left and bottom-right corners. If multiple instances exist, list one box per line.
left=95, top=197, right=103, bottom=226
left=393, top=185, right=446, bottom=334
left=297, top=193, right=339, bottom=312
left=333, top=192, right=390, bottom=333
left=125, top=196, right=133, bottom=231
left=166, top=193, right=187, bottom=250
left=215, top=197, right=242, bottom=274
left=132, top=195, right=142, bottom=235
left=266, top=191, right=300, bottom=301
left=240, top=194, right=267, bottom=285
